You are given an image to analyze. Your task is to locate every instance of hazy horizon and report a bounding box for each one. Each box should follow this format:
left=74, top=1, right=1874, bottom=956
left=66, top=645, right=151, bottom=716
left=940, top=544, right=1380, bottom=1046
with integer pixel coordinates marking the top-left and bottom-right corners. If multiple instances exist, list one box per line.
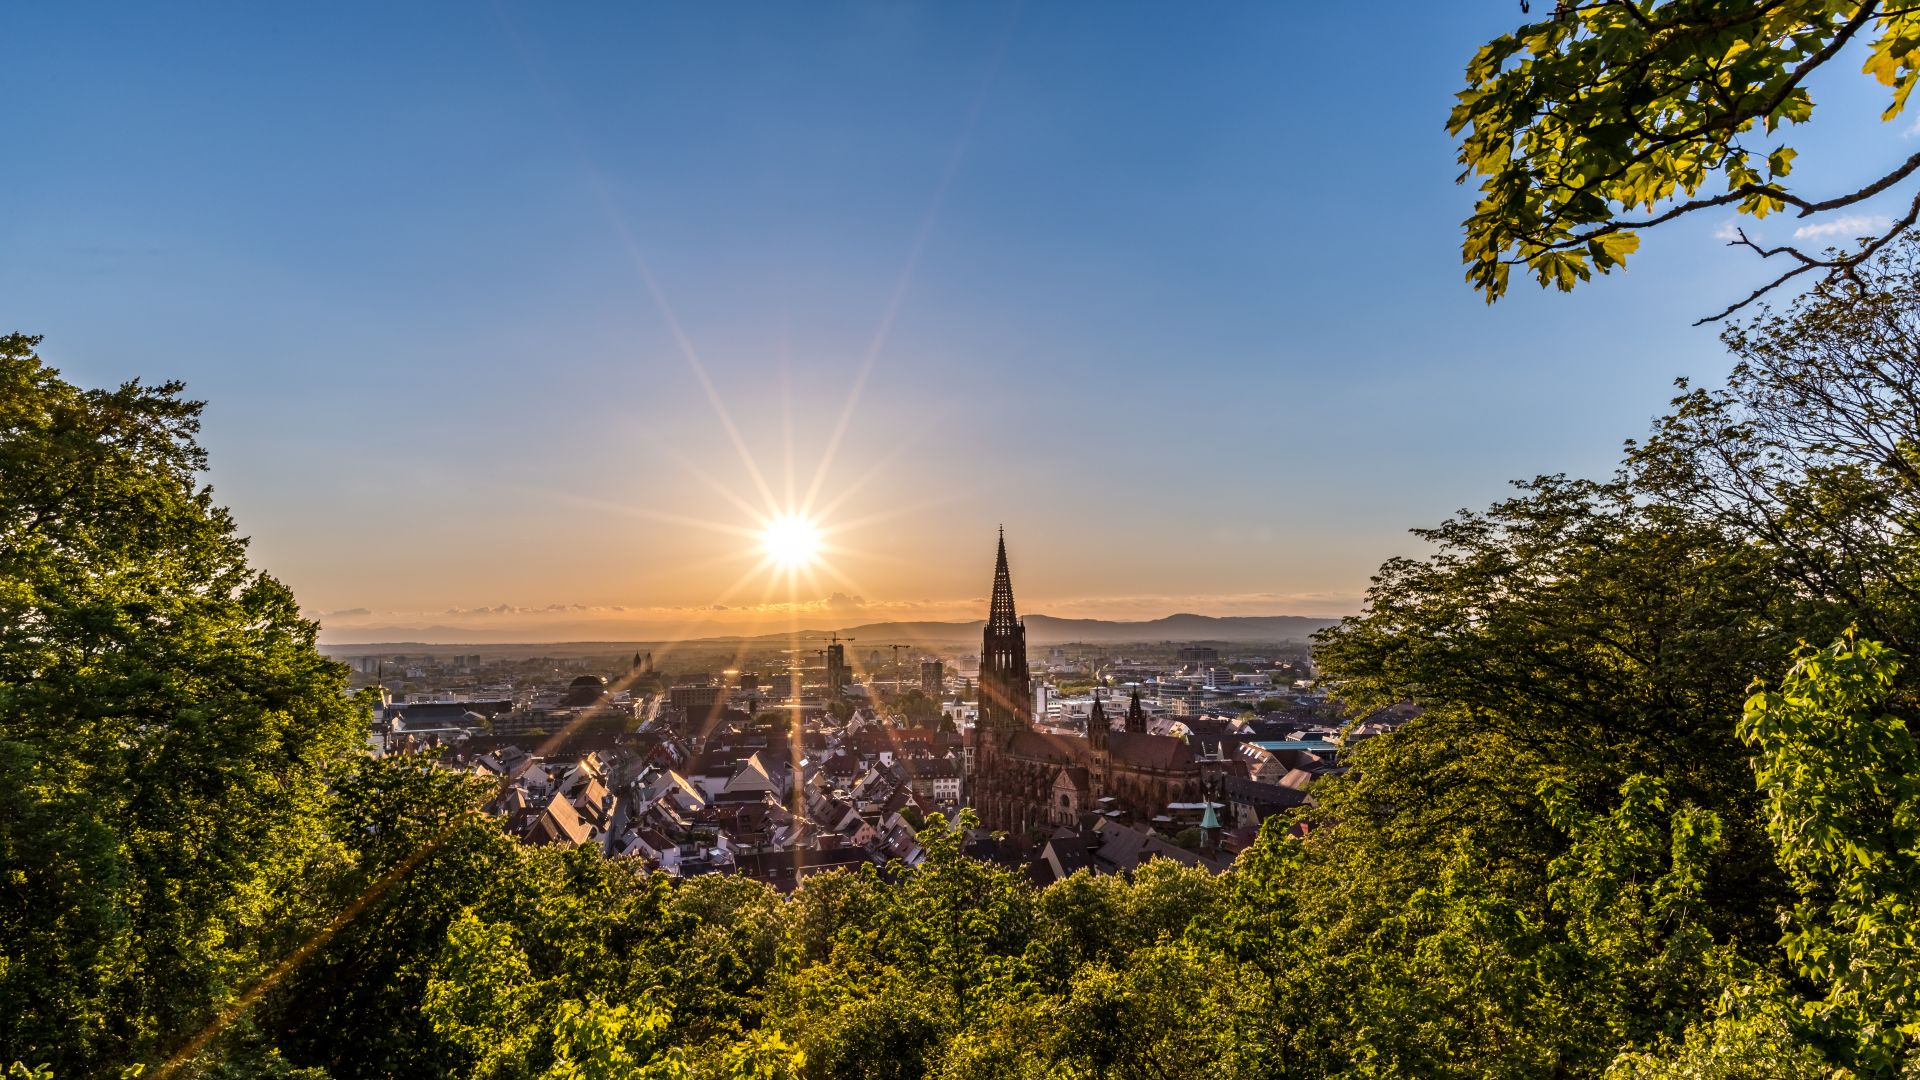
left=307, top=599, right=1344, bottom=646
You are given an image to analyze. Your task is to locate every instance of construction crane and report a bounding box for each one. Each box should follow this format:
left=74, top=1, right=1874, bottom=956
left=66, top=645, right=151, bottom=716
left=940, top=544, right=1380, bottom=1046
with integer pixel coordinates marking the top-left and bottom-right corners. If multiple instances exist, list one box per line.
left=846, top=643, right=917, bottom=692
left=818, top=631, right=855, bottom=697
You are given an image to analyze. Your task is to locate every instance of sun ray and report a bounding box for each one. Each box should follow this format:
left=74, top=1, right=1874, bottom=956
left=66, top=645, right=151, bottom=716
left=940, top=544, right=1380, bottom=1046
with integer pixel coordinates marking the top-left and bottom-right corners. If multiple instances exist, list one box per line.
left=536, top=489, right=766, bottom=542
left=816, top=493, right=964, bottom=539
left=649, top=443, right=782, bottom=525
left=800, top=6, right=1020, bottom=518
left=586, top=176, right=782, bottom=517
left=642, top=556, right=792, bottom=670
left=807, top=543, right=913, bottom=573
left=808, top=557, right=877, bottom=605
left=489, top=5, right=780, bottom=517
left=808, top=448, right=913, bottom=527
left=780, top=329, right=797, bottom=514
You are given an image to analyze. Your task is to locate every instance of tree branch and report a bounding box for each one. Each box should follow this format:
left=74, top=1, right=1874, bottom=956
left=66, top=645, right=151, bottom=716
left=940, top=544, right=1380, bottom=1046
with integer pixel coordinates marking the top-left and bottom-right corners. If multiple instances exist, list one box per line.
left=1696, top=190, right=1920, bottom=323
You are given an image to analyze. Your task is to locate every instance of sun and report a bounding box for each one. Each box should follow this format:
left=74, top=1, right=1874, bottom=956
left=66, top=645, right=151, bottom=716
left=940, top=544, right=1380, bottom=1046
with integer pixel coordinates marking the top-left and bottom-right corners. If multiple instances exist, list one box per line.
left=761, top=514, right=822, bottom=570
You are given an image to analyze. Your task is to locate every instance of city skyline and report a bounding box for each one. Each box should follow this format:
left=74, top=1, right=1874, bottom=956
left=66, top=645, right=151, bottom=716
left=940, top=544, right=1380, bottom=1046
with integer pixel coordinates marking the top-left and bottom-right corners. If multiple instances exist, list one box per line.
left=5, top=3, right=1909, bottom=642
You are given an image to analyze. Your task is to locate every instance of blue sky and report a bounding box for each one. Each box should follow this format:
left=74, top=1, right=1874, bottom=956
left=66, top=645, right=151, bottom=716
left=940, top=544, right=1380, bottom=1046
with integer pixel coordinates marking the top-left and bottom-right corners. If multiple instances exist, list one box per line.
left=3, top=3, right=1910, bottom=641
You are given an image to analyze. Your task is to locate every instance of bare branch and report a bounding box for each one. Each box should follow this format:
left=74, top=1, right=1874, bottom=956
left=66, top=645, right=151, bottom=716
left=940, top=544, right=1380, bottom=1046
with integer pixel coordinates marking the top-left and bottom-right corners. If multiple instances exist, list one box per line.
left=1696, top=189, right=1920, bottom=323
left=1727, top=227, right=1820, bottom=265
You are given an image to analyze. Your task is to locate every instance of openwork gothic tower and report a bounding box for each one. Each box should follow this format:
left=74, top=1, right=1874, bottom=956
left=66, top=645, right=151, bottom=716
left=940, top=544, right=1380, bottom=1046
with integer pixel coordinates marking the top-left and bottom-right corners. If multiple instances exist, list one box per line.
left=965, top=529, right=1207, bottom=836
left=970, top=529, right=1034, bottom=832
left=978, top=529, right=1032, bottom=736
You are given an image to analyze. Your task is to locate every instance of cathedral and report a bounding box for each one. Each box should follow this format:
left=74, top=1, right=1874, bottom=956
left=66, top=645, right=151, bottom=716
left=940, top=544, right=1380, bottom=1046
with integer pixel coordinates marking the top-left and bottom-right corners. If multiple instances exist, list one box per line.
left=968, top=531, right=1209, bottom=835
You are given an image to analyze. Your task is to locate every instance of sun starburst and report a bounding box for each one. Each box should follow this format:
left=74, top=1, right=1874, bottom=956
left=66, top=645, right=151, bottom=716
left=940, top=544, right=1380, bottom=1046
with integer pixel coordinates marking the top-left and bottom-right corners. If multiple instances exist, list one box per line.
left=760, top=514, right=822, bottom=571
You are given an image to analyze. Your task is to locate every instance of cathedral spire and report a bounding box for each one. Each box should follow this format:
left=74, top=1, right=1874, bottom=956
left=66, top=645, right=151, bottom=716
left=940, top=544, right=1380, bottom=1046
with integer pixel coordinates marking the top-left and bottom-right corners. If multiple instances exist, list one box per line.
left=1126, top=688, right=1147, bottom=734
left=1089, top=693, right=1108, bottom=750
left=987, top=526, right=1019, bottom=634
left=977, top=529, right=1032, bottom=739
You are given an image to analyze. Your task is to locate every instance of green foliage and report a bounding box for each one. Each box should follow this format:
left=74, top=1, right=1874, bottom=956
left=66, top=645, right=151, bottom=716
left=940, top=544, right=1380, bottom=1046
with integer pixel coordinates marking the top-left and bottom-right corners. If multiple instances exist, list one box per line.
left=1310, top=472, right=1805, bottom=950
left=412, top=847, right=681, bottom=1079
left=0, top=335, right=364, bottom=1076
left=1454, top=2, right=1920, bottom=315
left=542, top=997, right=685, bottom=1080
left=1741, top=635, right=1920, bottom=1074
left=1603, top=989, right=1831, bottom=1080
left=890, top=690, right=942, bottom=728
left=259, top=755, right=516, bottom=1079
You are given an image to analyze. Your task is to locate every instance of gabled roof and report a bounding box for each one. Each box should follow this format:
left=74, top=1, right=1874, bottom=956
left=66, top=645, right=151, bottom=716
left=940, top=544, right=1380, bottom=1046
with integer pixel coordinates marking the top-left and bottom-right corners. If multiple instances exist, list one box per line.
left=1223, top=775, right=1308, bottom=809
left=1006, top=729, right=1091, bottom=766
left=1092, top=821, right=1196, bottom=871
left=1038, top=830, right=1096, bottom=882
left=1106, top=731, right=1194, bottom=772
left=527, top=795, right=594, bottom=847
left=572, top=775, right=611, bottom=810
left=723, top=751, right=790, bottom=796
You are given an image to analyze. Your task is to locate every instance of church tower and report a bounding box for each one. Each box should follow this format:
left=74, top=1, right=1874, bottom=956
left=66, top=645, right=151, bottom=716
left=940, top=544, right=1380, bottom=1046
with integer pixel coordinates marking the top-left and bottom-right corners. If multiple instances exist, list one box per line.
left=973, top=529, right=1032, bottom=831
left=978, top=529, right=1032, bottom=737
left=1126, top=687, right=1147, bottom=734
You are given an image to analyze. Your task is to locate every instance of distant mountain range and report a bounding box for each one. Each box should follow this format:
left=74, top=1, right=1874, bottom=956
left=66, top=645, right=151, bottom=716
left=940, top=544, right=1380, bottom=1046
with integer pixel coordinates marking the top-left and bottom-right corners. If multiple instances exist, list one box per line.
left=321, top=613, right=1342, bottom=652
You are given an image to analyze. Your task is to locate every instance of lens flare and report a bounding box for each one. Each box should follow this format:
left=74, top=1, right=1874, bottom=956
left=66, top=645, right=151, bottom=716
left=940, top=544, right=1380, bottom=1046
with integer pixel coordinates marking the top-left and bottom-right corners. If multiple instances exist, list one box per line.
left=761, top=514, right=822, bottom=570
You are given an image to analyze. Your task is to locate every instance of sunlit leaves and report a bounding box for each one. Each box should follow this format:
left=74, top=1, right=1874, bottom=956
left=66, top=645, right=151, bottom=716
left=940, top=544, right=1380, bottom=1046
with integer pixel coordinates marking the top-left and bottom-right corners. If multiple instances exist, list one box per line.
left=0, top=335, right=365, bottom=1076
left=1453, top=2, right=1914, bottom=303
left=1740, top=635, right=1920, bottom=1073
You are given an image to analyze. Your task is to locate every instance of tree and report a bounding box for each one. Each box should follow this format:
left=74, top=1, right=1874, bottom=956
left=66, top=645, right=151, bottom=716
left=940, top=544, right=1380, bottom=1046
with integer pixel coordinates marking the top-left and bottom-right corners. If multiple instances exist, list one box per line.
left=419, top=847, right=682, bottom=1079
left=1041, top=943, right=1271, bottom=1080
left=1738, top=634, right=1920, bottom=1075
left=890, top=690, right=941, bottom=729
left=262, top=754, right=517, bottom=1079
left=1629, top=234, right=1920, bottom=650
left=1312, top=472, right=1811, bottom=933
left=1455, top=1, right=1920, bottom=320
left=763, top=812, right=1035, bottom=1078
left=0, top=335, right=364, bottom=1075
left=1600, top=633, right=1920, bottom=1078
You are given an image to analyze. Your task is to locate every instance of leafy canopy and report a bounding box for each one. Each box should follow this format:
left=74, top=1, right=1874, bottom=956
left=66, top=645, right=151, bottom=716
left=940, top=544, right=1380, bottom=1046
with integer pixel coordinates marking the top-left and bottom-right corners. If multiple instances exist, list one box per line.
left=1456, top=1, right=1920, bottom=320
left=0, top=334, right=364, bottom=1076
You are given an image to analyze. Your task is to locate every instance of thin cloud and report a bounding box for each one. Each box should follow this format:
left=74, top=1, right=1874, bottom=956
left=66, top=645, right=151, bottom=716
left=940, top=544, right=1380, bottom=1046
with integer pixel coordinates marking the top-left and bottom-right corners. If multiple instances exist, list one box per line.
left=1794, top=214, right=1891, bottom=240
